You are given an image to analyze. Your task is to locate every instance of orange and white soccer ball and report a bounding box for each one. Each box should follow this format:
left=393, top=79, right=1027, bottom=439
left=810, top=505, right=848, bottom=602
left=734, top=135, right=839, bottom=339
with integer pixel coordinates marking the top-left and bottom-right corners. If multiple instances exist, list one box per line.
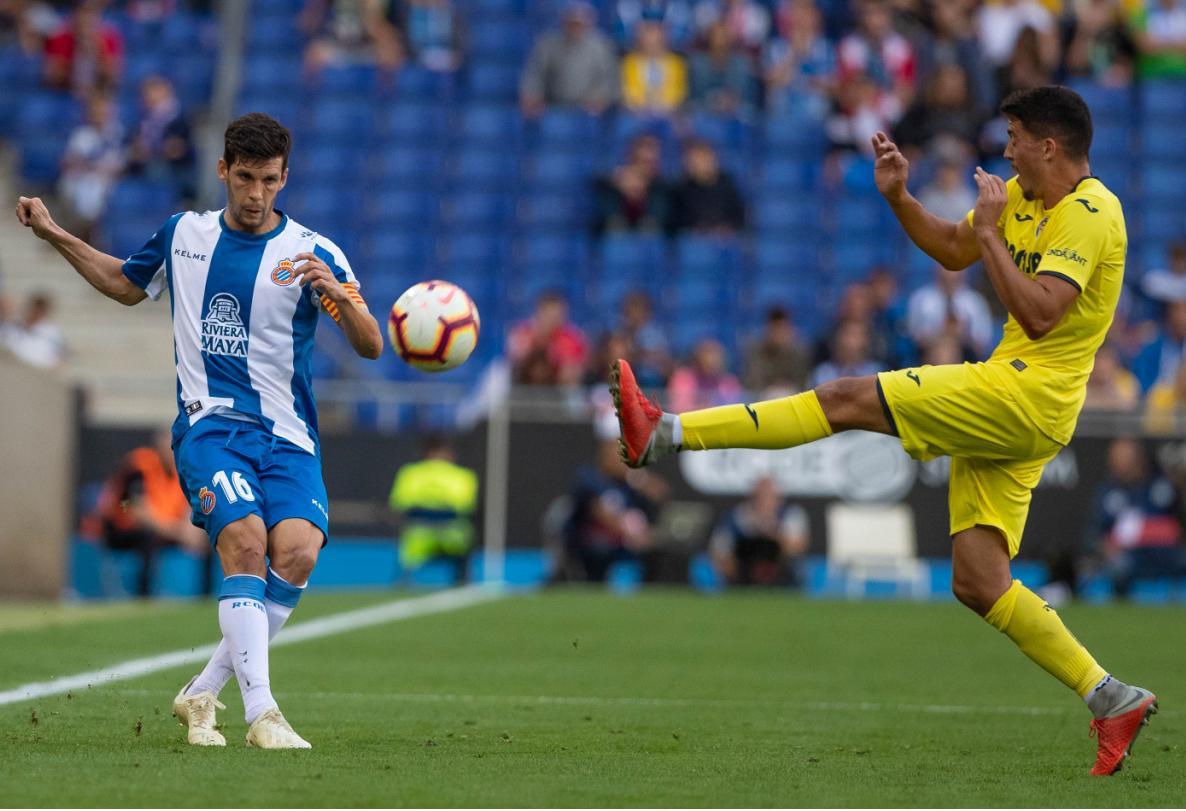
left=388, top=280, right=480, bottom=372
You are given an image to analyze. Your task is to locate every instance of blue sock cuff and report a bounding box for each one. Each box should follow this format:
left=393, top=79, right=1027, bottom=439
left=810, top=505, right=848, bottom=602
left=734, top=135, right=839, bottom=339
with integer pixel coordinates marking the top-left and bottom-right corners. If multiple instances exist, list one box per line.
left=220, top=574, right=266, bottom=601
left=265, top=568, right=305, bottom=608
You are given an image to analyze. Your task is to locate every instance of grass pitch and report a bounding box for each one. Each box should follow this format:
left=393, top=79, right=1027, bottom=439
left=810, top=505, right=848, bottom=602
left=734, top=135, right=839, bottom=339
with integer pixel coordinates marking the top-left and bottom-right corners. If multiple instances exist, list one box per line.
left=0, top=588, right=1182, bottom=807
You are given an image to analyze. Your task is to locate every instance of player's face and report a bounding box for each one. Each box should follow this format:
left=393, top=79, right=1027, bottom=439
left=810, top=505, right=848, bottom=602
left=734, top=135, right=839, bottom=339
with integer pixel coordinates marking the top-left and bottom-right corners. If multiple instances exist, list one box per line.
left=218, top=156, right=287, bottom=232
left=1003, top=117, right=1045, bottom=201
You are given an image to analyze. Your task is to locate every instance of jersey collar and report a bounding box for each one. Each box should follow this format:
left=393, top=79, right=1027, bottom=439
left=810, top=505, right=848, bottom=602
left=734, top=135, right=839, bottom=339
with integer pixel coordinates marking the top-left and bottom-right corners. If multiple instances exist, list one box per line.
left=218, top=208, right=288, bottom=241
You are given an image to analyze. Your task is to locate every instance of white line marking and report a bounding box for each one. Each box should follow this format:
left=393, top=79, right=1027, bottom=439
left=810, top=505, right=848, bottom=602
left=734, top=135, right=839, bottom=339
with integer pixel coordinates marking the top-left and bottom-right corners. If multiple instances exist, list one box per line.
left=0, top=585, right=504, bottom=707
left=111, top=689, right=1159, bottom=718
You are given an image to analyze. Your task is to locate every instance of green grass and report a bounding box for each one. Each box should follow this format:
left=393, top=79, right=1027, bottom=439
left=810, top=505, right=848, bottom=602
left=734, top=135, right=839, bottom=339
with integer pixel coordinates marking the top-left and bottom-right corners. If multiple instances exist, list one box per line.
left=0, top=589, right=1181, bottom=807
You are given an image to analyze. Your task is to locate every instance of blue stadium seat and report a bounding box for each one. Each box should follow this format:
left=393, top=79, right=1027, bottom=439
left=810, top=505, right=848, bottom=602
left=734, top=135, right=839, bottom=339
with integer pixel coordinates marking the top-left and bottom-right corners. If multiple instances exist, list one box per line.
left=365, top=231, right=433, bottom=267
left=441, top=192, right=511, bottom=229
left=1141, top=164, right=1186, bottom=200
left=673, top=235, right=741, bottom=280
left=754, top=195, right=820, bottom=232
left=393, top=66, right=457, bottom=102
left=107, top=179, right=177, bottom=214
left=104, top=214, right=167, bottom=260
left=374, top=101, right=447, bottom=144
left=1138, top=205, right=1186, bottom=244
left=833, top=196, right=886, bottom=233
left=451, top=148, right=518, bottom=187
left=1066, top=79, right=1132, bottom=120
left=1142, top=80, right=1186, bottom=120
left=469, top=20, right=530, bottom=61
left=467, top=63, right=520, bottom=102
left=760, top=157, right=819, bottom=192
left=1091, top=121, right=1130, bottom=158
left=763, top=110, right=826, bottom=154
left=373, top=146, right=445, bottom=185
left=458, top=104, right=521, bottom=144
left=833, top=241, right=894, bottom=283
left=312, top=64, right=380, bottom=98
left=242, top=54, right=303, bottom=94
left=534, top=109, right=602, bottom=146
left=524, top=150, right=593, bottom=187
left=754, top=237, right=821, bottom=280
left=440, top=233, right=509, bottom=267
left=235, top=92, right=300, bottom=126
left=305, top=98, right=374, bottom=141
left=246, top=18, right=301, bottom=49
left=600, top=233, right=666, bottom=274
left=300, top=143, right=360, bottom=179
left=368, top=189, right=436, bottom=227
left=517, top=193, right=587, bottom=230
left=1142, top=122, right=1186, bottom=161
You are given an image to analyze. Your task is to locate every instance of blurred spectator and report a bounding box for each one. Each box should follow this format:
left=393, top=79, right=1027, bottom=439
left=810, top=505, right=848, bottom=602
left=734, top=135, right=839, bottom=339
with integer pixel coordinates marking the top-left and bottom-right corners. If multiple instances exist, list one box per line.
left=868, top=265, right=910, bottom=367
left=710, top=476, right=808, bottom=588
left=1141, top=242, right=1186, bottom=304
left=763, top=0, right=836, bottom=120
left=1084, top=342, right=1140, bottom=412
left=915, top=0, right=993, bottom=115
left=667, top=138, right=746, bottom=236
left=91, top=429, right=207, bottom=598
left=593, top=133, right=671, bottom=235
left=830, top=0, right=917, bottom=152
left=905, top=265, right=993, bottom=360
left=893, top=64, right=982, bottom=153
left=396, top=0, right=463, bottom=73
left=918, top=152, right=976, bottom=223
left=520, top=1, right=618, bottom=117
left=1128, top=0, right=1186, bottom=79
left=810, top=320, right=883, bottom=387
left=58, top=92, right=124, bottom=244
left=0, top=0, right=49, bottom=53
left=1086, top=437, right=1185, bottom=599
left=743, top=306, right=812, bottom=395
left=1144, top=358, right=1186, bottom=435
left=1002, top=24, right=1056, bottom=93
left=921, top=332, right=965, bottom=366
left=508, top=291, right=590, bottom=385
left=125, top=76, right=196, bottom=202
left=831, top=280, right=894, bottom=364
left=388, top=434, right=477, bottom=585
left=1065, top=0, right=1135, bottom=85
left=688, top=20, right=757, bottom=118
left=43, top=0, right=123, bottom=95
left=618, top=291, right=672, bottom=388
left=621, top=17, right=688, bottom=115
left=1132, top=299, right=1186, bottom=393
left=586, top=330, right=635, bottom=386
left=693, top=0, right=770, bottom=55
left=561, top=420, right=666, bottom=583
left=300, top=0, right=404, bottom=74
left=668, top=337, right=742, bottom=411
left=616, top=0, right=694, bottom=50
left=3, top=292, right=65, bottom=369
left=975, top=0, right=1057, bottom=76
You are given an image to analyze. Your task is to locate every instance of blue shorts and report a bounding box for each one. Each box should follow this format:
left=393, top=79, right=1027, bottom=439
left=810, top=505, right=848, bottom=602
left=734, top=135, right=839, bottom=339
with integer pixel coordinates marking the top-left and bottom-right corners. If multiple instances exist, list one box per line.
left=174, top=415, right=330, bottom=547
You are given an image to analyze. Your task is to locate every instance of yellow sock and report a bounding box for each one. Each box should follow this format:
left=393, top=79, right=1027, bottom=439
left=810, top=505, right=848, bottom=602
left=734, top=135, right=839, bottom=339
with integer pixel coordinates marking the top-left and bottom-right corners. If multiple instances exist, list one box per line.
left=985, top=580, right=1108, bottom=697
left=679, top=390, right=833, bottom=451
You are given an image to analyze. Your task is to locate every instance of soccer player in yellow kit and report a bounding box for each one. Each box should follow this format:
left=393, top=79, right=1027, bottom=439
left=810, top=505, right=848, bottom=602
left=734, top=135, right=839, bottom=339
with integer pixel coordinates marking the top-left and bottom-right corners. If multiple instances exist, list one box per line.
left=611, top=86, right=1157, bottom=775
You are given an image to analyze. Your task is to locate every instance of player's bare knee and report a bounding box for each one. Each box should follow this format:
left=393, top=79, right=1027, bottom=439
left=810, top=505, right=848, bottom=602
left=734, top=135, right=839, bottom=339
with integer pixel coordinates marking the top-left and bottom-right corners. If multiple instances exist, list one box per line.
left=215, top=516, right=267, bottom=575
left=271, top=543, right=319, bottom=585
left=816, top=376, right=887, bottom=433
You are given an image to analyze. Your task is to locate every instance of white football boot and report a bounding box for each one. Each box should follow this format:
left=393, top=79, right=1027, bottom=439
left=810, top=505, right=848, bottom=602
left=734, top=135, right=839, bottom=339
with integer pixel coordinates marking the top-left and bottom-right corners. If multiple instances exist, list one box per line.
left=245, top=708, right=312, bottom=749
left=172, top=677, right=227, bottom=746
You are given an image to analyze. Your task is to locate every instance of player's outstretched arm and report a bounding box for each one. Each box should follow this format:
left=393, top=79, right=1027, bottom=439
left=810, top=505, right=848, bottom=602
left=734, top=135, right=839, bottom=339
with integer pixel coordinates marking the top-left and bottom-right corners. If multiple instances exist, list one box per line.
left=970, top=168, right=1078, bottom=340
left=293, top=252, right=383, bottom=360
left=871, top=132, right=980, bottom=271
left=15, top=196, right=146, bottom=306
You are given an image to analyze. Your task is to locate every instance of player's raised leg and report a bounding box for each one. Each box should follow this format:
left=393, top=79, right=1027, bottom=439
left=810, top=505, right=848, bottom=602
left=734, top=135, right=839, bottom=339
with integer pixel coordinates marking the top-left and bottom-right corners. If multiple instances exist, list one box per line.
left=610, top=357, right=891, bottom=466
left=953, top=526, right=1158, bottom=775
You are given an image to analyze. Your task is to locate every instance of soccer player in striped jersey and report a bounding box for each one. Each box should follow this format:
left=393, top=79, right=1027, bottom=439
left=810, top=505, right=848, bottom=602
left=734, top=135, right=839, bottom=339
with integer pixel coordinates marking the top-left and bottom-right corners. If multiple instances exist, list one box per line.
left=16, top=113, right=383, bottom=749
left=611, top=86, right=1157, bottom=775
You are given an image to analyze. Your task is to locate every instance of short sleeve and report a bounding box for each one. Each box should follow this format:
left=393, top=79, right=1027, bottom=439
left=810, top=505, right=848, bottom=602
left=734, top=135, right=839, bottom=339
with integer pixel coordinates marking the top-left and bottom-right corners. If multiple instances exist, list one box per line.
left=312, top=235, right=365, bottom=320
left=121, top=213, right=182, bottom=301
left=1035, top=197, right=1109, bottom=292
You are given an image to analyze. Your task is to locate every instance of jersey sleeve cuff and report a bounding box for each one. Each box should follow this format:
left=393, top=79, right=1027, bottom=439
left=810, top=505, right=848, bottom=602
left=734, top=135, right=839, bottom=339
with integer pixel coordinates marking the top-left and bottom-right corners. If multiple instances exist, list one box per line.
left=1036, top=270, right=1083, bottom=293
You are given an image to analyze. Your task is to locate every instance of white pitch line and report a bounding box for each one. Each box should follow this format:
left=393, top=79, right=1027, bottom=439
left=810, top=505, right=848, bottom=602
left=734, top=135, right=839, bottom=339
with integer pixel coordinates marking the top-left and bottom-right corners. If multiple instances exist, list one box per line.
left=0, top=584, right=505, bottom=707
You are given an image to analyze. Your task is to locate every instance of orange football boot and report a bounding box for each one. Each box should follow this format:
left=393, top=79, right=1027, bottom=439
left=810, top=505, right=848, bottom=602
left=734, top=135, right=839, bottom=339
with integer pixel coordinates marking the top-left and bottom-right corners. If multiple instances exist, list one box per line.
left=1089, top=688, right=1158, bottom=775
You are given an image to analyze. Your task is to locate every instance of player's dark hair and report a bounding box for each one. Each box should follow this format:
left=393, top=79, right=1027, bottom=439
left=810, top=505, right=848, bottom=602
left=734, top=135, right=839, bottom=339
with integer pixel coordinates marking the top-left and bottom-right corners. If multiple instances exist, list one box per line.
left=223, top=113, right=291, bottom=171
left=999, top=86, right=1092, bottom=161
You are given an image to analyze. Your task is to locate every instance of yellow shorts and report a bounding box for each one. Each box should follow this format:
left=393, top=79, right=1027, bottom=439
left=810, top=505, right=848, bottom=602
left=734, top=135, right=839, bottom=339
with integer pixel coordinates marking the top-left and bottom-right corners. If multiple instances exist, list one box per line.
left=876, top=362, right=1063, bottom=558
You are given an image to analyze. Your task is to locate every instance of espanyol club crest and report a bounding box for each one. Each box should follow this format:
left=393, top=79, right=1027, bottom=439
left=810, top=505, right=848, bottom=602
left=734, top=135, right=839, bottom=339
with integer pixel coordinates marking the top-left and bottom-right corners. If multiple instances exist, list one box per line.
left=271, top=258, right=296, bottom=286
left=198, top=486, right=216, bottom=515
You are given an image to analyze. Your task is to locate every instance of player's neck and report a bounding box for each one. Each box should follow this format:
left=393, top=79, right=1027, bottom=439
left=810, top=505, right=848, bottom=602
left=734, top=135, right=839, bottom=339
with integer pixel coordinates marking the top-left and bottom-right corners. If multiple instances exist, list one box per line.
left=1037, top=164, right=1093, bottom=209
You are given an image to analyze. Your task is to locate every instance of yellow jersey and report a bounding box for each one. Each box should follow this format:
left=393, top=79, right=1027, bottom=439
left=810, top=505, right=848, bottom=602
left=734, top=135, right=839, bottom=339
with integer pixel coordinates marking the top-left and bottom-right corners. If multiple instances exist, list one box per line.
left=967, top=176, right=1127, bottom=445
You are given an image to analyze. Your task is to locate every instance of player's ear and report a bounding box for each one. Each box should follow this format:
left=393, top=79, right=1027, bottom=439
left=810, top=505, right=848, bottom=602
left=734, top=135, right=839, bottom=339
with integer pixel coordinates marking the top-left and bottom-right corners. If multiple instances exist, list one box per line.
left=216, top=157, right=228, bottom=182
left=278, top=166, right=288, bottom=191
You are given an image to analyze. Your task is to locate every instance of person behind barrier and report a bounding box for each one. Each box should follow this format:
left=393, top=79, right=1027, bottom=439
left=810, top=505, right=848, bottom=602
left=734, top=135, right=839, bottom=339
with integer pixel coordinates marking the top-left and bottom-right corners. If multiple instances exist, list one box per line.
left=388, top=434, right=478, bottom=584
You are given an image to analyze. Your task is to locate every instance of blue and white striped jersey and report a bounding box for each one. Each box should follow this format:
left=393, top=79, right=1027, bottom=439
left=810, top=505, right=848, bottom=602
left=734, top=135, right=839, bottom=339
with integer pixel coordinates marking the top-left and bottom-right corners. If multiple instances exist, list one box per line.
left=121, top=209, right=357, bottom=456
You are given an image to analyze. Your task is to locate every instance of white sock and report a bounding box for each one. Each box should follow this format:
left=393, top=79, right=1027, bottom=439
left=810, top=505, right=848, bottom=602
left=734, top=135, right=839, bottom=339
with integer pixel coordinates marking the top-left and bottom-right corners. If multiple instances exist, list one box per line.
left=217, top=574, right=276, bottom=724
left=189, top=569, right=305, bottom=697
left=671, top=414, right=683, bottom=447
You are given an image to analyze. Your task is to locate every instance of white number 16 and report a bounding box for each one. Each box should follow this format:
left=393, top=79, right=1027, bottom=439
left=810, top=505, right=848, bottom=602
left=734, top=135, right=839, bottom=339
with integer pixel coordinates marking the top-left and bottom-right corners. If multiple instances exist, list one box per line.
left=212, top=469, right=255, bottom=503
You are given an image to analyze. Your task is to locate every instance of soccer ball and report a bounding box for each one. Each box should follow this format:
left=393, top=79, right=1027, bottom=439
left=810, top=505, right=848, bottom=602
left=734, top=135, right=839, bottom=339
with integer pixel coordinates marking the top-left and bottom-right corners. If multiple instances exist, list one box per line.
left=388, top=281, right=480, bottom=372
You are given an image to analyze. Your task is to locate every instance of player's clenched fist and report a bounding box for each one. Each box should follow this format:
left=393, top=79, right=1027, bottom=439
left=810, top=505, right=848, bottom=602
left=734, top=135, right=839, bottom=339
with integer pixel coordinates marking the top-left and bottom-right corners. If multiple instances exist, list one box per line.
left=15, top=196, right=60, bottom=241
left=871, top=131, right=909, bottom=200
left=972, top=167, right=1008, bottom=234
